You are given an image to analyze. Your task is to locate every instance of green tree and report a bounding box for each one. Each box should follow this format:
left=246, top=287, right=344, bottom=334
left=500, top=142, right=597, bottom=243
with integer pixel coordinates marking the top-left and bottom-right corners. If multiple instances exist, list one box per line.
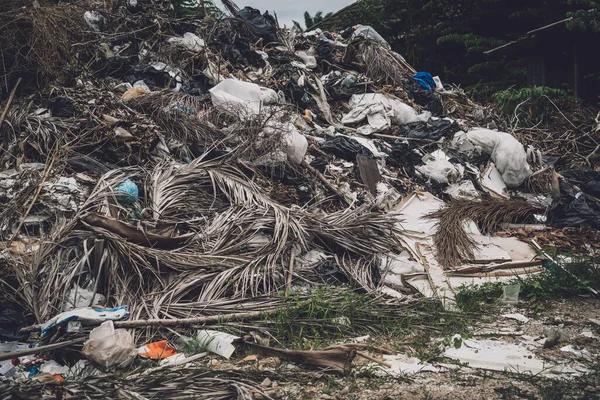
left=297, top=11, right=333, bottom=31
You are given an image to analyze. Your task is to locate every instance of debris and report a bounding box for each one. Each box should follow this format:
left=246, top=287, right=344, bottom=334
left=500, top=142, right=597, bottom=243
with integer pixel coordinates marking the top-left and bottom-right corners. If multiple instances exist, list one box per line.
left=503, top=313, right=529, bottom=323
left=138, top=340, right=179, bottom=360
left=41, top=306, right=129, bottom=336
left=444, top=338, right=583, bottom=376
left=342, top=93, right=430, bottom=135
left=195, top=330, right=239, bottom=359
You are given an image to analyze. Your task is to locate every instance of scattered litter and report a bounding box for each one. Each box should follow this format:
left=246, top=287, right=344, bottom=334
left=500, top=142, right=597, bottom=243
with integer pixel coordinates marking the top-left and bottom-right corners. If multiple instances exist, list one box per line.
left=444, top=339, right=583, bottom=376
left=503, top=313, right=530, bottom=323
left=195, top=330, right=239, bottom=359
left=41, top=307, right=129, bottom=336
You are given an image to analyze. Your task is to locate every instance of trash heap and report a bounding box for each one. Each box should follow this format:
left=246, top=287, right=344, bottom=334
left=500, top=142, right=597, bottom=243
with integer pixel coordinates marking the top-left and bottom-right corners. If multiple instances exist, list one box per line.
left=1, top=0, right=599, bottom=396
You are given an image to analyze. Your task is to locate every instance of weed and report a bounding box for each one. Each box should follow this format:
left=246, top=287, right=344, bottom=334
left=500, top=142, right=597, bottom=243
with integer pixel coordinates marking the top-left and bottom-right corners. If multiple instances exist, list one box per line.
left=457, top=254, right=600, bottom=313
left=492, top=86, right=576, bottom=127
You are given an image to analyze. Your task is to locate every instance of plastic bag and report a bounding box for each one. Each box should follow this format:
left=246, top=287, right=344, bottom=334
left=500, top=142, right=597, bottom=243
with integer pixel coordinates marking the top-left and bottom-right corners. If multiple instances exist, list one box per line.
left=456, top=128, right=531, bottom=188
left=82, top=321, right=136, bottom=368
left=396, top=118, right=460, bottom=141
left=262, top=121, right=308, bottom=164
left=168, top=32, right=205, bottom=53
left=115, top=179, right=138, bottom=204
left=351, top=25, right=389, bottom=48
left=342, top=93, right=431, bottom=135
left=416, top=150, right=464, bottom=184
left=559, top=168, right=600, bottom=198
left=413, top=72, right=436, bottom=91
left=209, top=79, right=279, bottom=118
left=238, top=7, right=278, bottom=44
left=547, top=180, right=600, bottom=229
left=63, top=285, right=106, bottom=311
left=320, top=136, right=374, bottom=161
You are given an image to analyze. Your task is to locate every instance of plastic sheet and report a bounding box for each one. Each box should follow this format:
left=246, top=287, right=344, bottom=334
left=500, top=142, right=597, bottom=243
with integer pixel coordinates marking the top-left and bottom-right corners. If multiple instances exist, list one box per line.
left=396, top=118, right=460, bottom=141
left=237, top=7, right=278, bottom=44
left=320, top=136, right=374, bottom=161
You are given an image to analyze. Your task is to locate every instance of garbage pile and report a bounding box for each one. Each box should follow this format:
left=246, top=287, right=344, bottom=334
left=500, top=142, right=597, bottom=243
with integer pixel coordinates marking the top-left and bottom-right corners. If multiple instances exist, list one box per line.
left=0, top=0, right=599, bottom=396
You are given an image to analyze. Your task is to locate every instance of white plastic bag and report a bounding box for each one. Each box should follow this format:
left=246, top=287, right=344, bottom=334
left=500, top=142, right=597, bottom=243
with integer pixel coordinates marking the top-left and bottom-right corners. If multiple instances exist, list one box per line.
left=168, top=32, right=205, bottom=53
left=63, top=285, right=106, bottom=311
left=416, top=150, right=464, bottom=184
left=458, top=128, right=531, bottom=188
left=342, top=93, right=430, bottom=135
left=82, top=321, right=136, bottom=368
left=262, top=121, right=307, bottom=164
left=209, top=79, right=279, bottom=118
left=351, top=25, right=389, bottom=48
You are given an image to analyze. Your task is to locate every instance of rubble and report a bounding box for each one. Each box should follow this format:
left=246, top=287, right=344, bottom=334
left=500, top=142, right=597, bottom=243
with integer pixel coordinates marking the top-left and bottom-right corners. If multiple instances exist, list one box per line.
left=0, top=0, right=598, bottom=397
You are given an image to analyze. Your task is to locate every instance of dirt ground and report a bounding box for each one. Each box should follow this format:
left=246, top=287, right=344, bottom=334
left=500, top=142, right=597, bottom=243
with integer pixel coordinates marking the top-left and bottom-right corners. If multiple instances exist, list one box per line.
left=207, top=297, right=600, bottom=400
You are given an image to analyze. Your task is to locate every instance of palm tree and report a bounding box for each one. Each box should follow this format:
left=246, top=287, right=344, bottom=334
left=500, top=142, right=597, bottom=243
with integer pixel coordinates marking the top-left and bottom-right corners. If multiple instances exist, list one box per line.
left=295, top=11, right=332, bottom=32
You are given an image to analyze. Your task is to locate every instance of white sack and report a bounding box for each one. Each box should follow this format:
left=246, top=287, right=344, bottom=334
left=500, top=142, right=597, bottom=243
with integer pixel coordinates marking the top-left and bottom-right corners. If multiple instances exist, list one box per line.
left=458, top=128, right=531, bottom=188
left=342, top=93, right=430, bottom=135
left=209, top=79, right=279, bottom=118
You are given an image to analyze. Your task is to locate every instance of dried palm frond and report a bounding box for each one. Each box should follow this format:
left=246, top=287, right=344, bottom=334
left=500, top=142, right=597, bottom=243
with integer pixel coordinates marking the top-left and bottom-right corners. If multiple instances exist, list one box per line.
left=426, top=199, right=545, bottom=269
left=1, top=105, right=81, bottom=165
left=357, top=39, right=411, bottom=87
left=0, top=5, right=94, bottom=91
left=130, top=91, right=222, bottom=145
left=3, top=367, right=267, bottom=400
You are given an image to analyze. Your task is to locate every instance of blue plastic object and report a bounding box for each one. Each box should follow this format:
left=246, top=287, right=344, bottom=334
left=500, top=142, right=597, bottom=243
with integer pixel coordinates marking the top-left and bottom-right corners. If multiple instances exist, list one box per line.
left=115, top=179, right=138, bottom=204
left=413, top=72, right=436, bottom=91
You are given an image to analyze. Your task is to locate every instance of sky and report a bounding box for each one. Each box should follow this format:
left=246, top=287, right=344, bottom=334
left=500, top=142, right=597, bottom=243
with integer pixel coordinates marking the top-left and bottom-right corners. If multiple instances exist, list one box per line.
left=221, top=0, right=355, bottom=29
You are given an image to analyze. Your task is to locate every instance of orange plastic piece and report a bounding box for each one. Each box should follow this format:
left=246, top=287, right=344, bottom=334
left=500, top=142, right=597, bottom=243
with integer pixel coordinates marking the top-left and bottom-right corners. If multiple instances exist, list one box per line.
left=138, top=340, right=179, bottom=359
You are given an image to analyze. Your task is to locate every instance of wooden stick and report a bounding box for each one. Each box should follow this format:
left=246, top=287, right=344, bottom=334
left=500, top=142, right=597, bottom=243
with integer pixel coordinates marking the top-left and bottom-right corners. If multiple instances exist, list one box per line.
left=21, top=309, right=283, bottom=333
left=356, top=351, right=392, bottom=368
left=301, top=160, right=351, bottom=207
left=332, top=343, right=394, bottom=355
left=286, top=252, right=294, bottom=293
left=0, top=337, right=85, bottom=362
left=0, top=77, right=21, bottom=129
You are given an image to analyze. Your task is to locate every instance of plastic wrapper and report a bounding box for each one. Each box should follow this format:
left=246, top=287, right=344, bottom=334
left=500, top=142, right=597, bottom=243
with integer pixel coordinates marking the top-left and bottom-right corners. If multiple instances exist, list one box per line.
left=82, top=321, right=136, bottom=368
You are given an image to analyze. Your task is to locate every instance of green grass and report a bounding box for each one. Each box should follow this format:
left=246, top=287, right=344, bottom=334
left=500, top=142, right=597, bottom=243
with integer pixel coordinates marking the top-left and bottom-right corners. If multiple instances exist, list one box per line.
left=456, top=254, right=600, bottom=313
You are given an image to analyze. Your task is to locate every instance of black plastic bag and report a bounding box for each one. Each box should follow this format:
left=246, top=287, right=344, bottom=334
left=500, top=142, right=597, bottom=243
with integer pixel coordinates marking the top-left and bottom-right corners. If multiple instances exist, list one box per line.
left=238, top=7, right=278, bottom=44
left=310, top=157, right=329, bottom=173
left=547, top=180, right=600, bottom=230
left=405, top=78, right=443, bottom=117
left=395, top=118, right=460, bottom=141
left=559, top=167, right=600, bottom=199
left=320, top=136, right=373, bottom=161
left=388, top=142, right=422, bottom=168
left=181, top=73, right=213, bottom=95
